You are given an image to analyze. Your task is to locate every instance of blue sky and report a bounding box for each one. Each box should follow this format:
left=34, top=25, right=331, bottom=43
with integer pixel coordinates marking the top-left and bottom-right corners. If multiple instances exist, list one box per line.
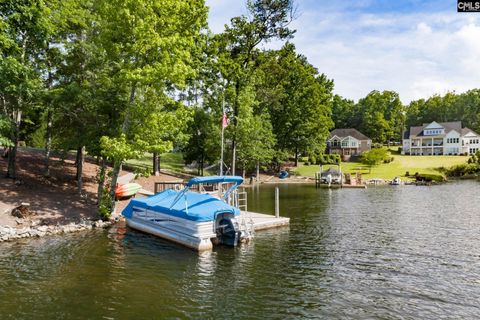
left=205, top=0, right=480, bottom=103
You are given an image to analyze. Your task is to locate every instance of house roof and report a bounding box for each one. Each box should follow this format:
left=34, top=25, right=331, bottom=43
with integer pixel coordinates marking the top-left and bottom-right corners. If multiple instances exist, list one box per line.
left=329, top=128, right=370, bottom=141
left=406, top=121, right=463, bottom=138
left=462, top=127, right=480, bottom=136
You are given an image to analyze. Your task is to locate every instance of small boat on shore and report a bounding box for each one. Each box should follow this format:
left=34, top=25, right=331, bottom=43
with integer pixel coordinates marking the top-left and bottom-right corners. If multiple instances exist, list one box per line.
left=122, top=176, right=246, bottom=251
left=390, top=177, right=401, bottom=185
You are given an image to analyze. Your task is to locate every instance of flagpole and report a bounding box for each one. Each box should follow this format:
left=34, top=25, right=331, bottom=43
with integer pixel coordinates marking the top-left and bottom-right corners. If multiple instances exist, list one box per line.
left=220, top=100, right=225, bottom=176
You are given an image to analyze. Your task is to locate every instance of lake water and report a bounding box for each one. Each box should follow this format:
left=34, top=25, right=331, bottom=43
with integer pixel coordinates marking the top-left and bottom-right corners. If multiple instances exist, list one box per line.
left=1, top=181, right=480, bottom=319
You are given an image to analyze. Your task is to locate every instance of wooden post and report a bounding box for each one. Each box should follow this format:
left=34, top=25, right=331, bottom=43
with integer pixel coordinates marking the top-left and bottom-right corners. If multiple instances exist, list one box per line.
left=275, top=187, right=279, bottom=218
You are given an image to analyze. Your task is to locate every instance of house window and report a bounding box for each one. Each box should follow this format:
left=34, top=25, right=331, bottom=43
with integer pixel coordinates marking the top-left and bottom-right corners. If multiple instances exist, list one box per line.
left=341, top=140, right=348, bottom=147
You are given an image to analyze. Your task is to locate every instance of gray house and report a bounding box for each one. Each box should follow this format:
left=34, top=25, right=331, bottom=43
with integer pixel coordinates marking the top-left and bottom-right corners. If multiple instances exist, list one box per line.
left=326, top=128, right=372, bottom=157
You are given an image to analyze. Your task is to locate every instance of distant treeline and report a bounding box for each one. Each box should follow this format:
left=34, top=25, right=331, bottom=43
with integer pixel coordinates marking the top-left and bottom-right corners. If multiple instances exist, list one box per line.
left=332, top=89, right=480, bottom=143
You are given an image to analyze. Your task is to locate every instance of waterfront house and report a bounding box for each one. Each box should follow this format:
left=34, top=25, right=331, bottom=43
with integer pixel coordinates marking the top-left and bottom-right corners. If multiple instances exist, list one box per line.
left=402, top=121, right=480, bottom=155
left=326, top=128, right=372, bottom=157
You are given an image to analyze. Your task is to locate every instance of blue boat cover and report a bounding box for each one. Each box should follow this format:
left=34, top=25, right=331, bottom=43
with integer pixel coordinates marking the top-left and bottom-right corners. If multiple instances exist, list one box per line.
left=186, top=176, right=243, bottom=187
left=122, top=189, right=240, bottom=222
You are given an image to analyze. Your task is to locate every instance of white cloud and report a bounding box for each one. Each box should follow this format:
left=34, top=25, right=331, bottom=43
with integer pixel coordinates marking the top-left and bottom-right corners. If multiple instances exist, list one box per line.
left=205, top=1, right=480, bottom=103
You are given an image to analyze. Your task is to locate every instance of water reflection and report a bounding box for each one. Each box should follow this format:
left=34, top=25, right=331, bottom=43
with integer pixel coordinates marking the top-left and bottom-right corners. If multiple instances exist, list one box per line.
left=1, top=181, right=480, bottom=319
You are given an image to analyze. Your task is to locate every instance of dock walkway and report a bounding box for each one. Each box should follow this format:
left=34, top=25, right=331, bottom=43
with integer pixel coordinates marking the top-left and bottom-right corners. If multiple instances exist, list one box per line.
left=239, top=211, right=290, bottom=231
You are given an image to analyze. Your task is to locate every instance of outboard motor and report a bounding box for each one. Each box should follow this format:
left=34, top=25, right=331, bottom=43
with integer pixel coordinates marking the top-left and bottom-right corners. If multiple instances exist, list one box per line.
left=215, top=214, right=241, bottom=246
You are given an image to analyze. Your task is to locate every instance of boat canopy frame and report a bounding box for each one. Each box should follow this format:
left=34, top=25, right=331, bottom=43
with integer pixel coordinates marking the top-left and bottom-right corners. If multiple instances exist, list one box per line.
left=170, top=176, right=244, bottom=209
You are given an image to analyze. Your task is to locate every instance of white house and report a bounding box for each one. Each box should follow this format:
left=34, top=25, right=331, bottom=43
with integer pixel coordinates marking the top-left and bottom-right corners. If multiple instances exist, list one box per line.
left=402, top=121, right=480, bottom=155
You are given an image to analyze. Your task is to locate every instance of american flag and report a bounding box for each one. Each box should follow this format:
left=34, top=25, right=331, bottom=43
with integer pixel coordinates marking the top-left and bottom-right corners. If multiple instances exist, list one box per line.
left=222, top=112, right=229, bottom=128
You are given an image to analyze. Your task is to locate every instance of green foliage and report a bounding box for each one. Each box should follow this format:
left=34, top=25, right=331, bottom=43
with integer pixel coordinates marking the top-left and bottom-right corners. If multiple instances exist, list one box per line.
left=256, top=43, right=334, bottom=159
left=317, top=153, right=341, bottom=165
left=331, top=90, right=404, bottom=144
left=332, top=95, right=355, bottom=129
left=237, top=113, right=276, bottom=170
left=406, top=90, right=480, bottom=135
left=28, top=118, right=47, bottom=148
left=100, top=134, right=139, bottom=163
left=361, top=148, right=390, bottom=172
left=468, top=150, right=480, bottom=165
left=417, top=173, right=446, bottom=182
left=183, top=108, right=220, bottom=175
left=98, top=186, right=113, bottom=220
left=445, top=163, right=480, bottom=177
left=383, top=157, right=394, bottom=164
left=0, top=116, right=13, bottom=146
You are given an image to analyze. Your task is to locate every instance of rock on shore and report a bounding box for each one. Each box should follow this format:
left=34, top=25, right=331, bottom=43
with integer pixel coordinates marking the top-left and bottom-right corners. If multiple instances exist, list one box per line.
left=0, top=219, right=114, bottom=242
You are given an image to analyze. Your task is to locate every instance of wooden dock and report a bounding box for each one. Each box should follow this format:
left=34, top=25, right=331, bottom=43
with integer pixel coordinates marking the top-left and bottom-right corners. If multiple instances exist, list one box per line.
left=239, top=211, right=290, bottom=231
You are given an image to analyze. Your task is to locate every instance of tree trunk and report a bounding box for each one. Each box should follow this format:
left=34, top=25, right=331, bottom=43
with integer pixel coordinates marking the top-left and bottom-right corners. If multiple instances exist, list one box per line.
left=6, top=110, right=21, bottom=179
left=152, top=152, right=160, bottom=176
left=7, top=145, right=17, bottom=179
left=44, top=109, right=53, bottom=177
left=7, top=34, right=28, bottom=179
left=294, top=147, right=299, bottom=167
left=256, top=161, right=260, bottom=182
left=109, top=160, right=122, bottom=214
left=97, top=157, right=106, bottom=205
left=242, top=165, right=245, bottom=180
left=76, top=146, right=85, bottom=194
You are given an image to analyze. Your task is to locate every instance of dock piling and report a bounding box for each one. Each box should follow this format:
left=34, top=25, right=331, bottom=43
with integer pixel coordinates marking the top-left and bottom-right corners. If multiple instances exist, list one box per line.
left=275, top=187, right=279, bottom=218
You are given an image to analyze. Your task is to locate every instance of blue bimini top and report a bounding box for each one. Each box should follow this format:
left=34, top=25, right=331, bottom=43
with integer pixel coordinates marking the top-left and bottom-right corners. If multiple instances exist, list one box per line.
left=186, top=176, right=244, bottom=187
left=122, top=189, right=240, bottom=222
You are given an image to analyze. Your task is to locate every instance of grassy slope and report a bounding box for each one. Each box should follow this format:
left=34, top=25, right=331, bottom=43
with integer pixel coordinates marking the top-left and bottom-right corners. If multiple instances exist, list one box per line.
left=293, top=154, right=468, bottom=180
left=126, top=152, right=185, bottom=172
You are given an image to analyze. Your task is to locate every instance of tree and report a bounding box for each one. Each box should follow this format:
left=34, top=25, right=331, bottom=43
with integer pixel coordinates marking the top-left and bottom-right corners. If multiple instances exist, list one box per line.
left=332, top=95, right=356, bottom=129
left=215, top=0, right=296, bottom=174
left=183, top=108, right=220, bottom=176
left=356, top=90, right=404, bottom=143
left=256, top=44, right=334, bottom=166
left=0, top=0, right=54, bottom=178
left=361, top=148, right=390, bottom=173
left=236, top=112, right=276, bottom=178
left=92, top=0, right=208, bottom=213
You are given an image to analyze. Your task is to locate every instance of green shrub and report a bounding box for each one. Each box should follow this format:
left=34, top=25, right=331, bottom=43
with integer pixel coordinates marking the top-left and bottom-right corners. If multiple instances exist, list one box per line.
left=316, top=153, right=340, bottom=165
left=420, top=173, right=446, bottom=182
left=445, top=163, right=480, bottom=177
left=98, top=187, right=113, bottom=220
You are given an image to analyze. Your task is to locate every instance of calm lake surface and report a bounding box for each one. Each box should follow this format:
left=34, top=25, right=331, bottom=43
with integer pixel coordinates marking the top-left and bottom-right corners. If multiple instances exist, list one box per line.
left=1, top=181, right=480, bottom=319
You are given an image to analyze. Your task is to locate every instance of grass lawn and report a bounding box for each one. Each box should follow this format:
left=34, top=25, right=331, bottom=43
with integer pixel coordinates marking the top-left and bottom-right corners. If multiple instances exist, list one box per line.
left=292, top=154, right=469, bottom=180
left=126, top=152, right=186, bottom=173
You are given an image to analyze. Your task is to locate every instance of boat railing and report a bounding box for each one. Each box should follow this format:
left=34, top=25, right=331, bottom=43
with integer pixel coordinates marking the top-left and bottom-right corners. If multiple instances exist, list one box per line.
left=154, top=181, right=185, bottom=194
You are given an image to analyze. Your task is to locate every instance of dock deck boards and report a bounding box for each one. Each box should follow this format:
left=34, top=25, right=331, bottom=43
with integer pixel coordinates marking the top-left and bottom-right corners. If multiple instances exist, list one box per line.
left=239, top=211, right=290, bottom=231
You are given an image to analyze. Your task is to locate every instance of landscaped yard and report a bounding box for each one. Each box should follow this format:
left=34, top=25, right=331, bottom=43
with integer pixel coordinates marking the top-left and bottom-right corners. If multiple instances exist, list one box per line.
left=126, top=152, right=186, bottom=173
left=292, top=154, right=469, bottom=180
